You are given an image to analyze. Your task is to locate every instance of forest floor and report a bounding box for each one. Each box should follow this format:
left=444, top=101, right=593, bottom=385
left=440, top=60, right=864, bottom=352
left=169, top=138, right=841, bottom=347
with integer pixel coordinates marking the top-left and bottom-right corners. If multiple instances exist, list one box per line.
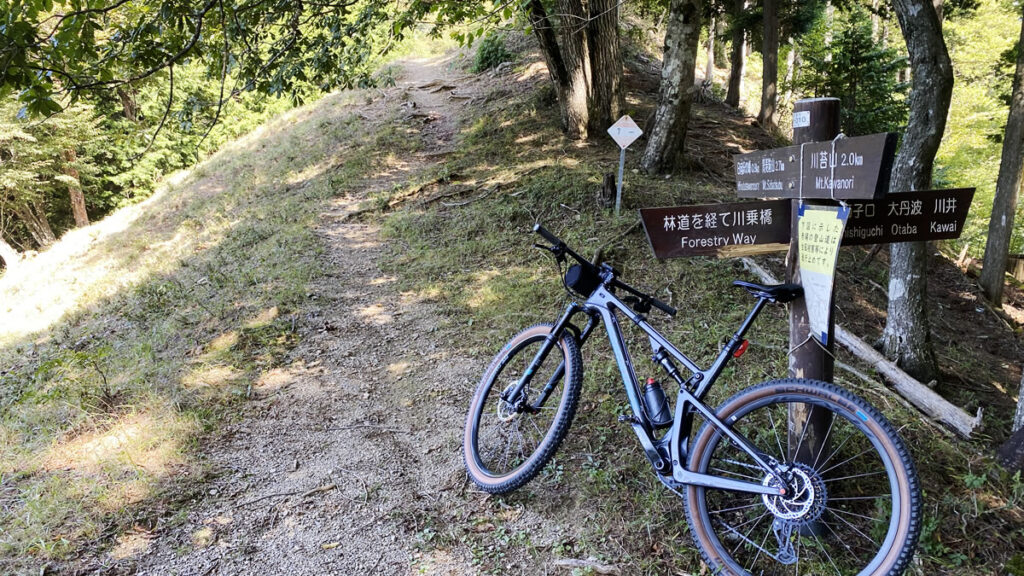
left=2, top=46, right=1024, bottom=576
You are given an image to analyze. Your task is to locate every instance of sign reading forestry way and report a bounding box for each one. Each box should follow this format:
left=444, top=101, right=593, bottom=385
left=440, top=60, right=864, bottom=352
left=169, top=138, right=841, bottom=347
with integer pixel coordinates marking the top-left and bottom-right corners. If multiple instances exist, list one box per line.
left=639, top=200, right=791, bottom=258
left=841, top=188, right=975, bottom=246
left=733, top=132, right=897, bottom=200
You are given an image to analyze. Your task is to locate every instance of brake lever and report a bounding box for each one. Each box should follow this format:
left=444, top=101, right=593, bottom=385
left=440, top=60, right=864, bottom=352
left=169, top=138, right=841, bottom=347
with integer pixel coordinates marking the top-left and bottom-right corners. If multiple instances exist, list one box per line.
left=534, top=243, right=566, bottom=262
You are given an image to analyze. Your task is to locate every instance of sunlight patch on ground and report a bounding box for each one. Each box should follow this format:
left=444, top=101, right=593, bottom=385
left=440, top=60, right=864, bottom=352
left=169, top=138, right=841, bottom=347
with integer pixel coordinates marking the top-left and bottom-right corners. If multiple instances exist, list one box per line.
left=517, top=61, right=548, bottom=82
left=387, top=360, right=412, bottom=379
left=183, top=364, right=245, bottom=389
left=336, top=227, right=382, bottom=249
left=256, top=367, right=293, bottom=391
left=357, top=303, right=393, bottom=325
left=43, top=414, right=182, bottom=478
left=465, top=270, right=503, bottom=310
left=245, top=306, right=280, bottom=329
left=109, top=531, right=154, bottom=560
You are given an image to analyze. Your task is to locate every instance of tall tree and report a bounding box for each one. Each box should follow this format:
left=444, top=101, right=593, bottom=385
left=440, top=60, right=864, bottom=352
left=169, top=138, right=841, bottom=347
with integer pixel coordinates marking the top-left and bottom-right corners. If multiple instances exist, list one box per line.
left=758, top=0, right=780, bottom=129
left=62, top=149, right=89, bottom=228
left=726, top=0, right=748, bottom=107
left=640, top=0, right=702, bottom=174
left=880, top=0, right=954, bottom=382
left=587, top=0, right=624, bottom=133
left=980, top=15, right=1024, bottom=305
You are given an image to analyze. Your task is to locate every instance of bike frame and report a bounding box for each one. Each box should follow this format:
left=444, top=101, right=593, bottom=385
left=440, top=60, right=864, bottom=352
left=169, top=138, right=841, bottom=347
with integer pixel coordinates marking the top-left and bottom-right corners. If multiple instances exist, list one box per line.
left=509, top=282, right=790, bottom=498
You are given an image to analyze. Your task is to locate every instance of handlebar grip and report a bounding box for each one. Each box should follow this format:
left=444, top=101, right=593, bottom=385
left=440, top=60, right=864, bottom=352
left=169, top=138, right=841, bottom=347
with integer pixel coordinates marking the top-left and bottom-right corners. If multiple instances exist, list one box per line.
left=650, top=297, right=677, bottom=317
left=533, top=223, right=562, bottom=246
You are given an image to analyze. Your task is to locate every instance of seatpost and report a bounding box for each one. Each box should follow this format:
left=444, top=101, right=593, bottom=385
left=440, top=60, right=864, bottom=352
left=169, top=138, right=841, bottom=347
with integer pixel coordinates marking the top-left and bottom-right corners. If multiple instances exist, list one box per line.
left=735, top=297, right=770, bottom=340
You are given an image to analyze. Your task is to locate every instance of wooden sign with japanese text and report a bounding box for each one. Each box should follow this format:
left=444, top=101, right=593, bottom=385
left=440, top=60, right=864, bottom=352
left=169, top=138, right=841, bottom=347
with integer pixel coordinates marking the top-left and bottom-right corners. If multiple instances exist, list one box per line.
left=841, top=188, right=975, bottom=246
left=733, top=132, right=897, bottom=200
left=639, top=200, right=792, bottom=258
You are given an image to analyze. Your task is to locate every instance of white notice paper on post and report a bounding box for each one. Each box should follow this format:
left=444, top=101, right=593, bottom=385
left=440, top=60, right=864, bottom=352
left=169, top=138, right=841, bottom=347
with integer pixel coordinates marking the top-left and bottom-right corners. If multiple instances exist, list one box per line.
left=797, top=204, right=849, bottom=346
left=608, top=115, right=643, bottom=149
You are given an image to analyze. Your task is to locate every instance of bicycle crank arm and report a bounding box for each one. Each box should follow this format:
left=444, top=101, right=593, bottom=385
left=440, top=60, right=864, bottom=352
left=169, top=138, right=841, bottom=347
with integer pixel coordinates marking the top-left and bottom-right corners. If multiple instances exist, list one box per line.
left=673, top=468, right=786, bottom=496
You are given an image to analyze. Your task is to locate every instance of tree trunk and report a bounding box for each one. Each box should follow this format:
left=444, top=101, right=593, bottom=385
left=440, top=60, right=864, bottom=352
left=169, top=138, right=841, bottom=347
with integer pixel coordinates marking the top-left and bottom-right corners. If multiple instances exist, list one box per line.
left=980, top=14, right=1024, bottom=305
left=558, top=0, right=592, bottom=140
left=116, top=87, right=138, bottom=122
left=639, top=0, right=702, bottom=175
left=13, top=201, right=56, bottom=247
left=0, top=235, right=19, bottom=271
left=872, top=0, right=881, bottom=40
left=714, top=17, right=727, bottom=63
left=880, top=0, right=954, bottom=383
left=526, top=0, right=591, bottom=140
left=587, top=0, right=622, bottom=133
left=726, top=0, right=746, bottom=107
left=705, top=15, right=716, bottom=82
left=757, top=0, right=779, bottom=129
left=63, top=149, right=89, bottom=228
left=782, top=41, right=798, bottom=108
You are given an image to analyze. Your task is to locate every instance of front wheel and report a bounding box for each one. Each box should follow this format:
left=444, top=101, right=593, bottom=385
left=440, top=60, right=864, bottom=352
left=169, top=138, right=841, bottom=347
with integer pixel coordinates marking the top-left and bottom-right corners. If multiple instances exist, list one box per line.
left=463, top=324, right=583, bottom=494
left=685, top=379, right=921, bottom=576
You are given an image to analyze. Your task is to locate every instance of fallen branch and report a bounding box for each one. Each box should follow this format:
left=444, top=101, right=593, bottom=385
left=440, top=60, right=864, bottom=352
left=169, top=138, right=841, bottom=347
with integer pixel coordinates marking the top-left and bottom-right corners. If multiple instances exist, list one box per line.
left=553, top=558, right=621, bottom=575
left=740, top=257, right=982, bottom=438
left=301, top=483, right=337, bottom=498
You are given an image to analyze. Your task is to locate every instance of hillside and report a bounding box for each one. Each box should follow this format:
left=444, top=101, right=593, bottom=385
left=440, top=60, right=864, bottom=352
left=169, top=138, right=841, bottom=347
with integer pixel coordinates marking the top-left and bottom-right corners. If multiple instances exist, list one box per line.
left=1, top=44, right=1023, bottom=576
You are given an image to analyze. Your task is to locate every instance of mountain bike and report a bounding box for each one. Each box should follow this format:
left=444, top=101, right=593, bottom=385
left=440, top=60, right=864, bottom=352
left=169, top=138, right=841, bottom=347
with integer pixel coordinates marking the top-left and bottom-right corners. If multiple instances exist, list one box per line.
left=462, top=224, right=921, bottom=576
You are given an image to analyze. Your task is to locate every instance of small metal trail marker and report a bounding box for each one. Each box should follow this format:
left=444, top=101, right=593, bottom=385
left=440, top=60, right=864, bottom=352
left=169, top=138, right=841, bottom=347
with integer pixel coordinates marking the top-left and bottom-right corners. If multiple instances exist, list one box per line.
left=608, top=115, right=643, bottom=215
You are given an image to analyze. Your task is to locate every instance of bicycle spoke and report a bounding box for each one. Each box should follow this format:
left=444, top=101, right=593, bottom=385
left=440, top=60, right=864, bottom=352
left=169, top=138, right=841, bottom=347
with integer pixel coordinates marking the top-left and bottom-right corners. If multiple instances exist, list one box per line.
left=810, top=523, right=844, bottom=576
left=767, top=409, right=786, bottom=461
left=821, top=446, right=876, bottom=476
left=812, top=414, right=837, bottom=469
left=709, top=501, right=764, bottom=516
left=824, top=470, right=886, bottom=483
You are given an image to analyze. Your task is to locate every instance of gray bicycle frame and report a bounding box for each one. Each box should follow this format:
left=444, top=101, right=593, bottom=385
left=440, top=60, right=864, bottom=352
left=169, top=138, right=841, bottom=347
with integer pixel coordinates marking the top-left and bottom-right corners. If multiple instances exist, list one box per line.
left=523, top=283, right=789, bottom=498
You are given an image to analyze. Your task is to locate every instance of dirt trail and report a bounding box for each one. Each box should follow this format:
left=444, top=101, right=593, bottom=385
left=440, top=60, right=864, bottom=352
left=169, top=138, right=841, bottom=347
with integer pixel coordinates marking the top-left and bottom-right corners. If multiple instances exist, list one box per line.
left=131, top=58, right=492, bottom=576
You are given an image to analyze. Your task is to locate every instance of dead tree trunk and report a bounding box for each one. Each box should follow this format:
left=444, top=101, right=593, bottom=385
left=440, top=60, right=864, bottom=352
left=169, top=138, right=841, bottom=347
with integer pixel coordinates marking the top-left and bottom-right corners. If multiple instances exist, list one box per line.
left=639, top=0, right=701, bottom=174
left=705, top=14, right=716, bottom=82
left=757, top=0, right=779, bottom=129
left=13, top=201, right=56, bottom=247
left=587, top=0, right=623, bottom=133
left=980, top=13, right=1024, bottom=305
left=63, top=149, right=89, bottom=228
left=726, top=0, right=747, bottom=107
left=1015, top=368, right=1024, bottom=433
left=880, top=0, right=954, bottom=383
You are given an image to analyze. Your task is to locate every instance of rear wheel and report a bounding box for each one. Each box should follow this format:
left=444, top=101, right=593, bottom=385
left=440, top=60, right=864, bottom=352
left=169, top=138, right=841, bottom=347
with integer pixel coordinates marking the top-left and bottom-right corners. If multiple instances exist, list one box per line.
left=685, top=379, right=921, bottom=576
left=463, top=324, right=583, bottom=494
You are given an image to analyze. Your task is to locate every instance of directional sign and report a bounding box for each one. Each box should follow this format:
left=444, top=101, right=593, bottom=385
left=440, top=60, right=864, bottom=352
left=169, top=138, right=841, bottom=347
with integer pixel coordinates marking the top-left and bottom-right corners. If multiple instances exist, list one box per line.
left=733, top=132, right=897, bottom=200
left=608, top=115, right=643, bottom=149
left=842, top=188, right=975, bottom=245
left=640, top=200, right=792, bottom=259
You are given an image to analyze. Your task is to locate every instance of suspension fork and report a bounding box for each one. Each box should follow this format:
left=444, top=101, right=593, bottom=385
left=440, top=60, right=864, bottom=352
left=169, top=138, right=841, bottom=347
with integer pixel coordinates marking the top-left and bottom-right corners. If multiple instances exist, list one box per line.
left=500, top=303, right=584, bottom=410
left=528, top=311, right=598, bottom=410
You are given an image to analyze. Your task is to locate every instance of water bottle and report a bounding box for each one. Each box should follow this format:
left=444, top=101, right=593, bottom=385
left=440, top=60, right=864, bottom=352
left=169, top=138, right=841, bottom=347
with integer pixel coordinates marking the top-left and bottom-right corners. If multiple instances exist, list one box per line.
left=643, top=377, right=673, bottom=428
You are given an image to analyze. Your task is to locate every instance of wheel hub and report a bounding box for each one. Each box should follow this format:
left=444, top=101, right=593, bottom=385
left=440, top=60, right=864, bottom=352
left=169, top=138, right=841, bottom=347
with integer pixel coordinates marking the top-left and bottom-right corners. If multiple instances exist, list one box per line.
left=761, top=463, right=826, bottom=522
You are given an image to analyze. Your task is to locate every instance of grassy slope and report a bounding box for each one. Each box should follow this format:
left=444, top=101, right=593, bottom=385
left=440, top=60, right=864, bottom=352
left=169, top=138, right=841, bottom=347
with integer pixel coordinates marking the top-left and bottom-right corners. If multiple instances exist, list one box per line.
left=0, top=86, right=426, bottom=571
left=0, top=34, right=1021, bottom=576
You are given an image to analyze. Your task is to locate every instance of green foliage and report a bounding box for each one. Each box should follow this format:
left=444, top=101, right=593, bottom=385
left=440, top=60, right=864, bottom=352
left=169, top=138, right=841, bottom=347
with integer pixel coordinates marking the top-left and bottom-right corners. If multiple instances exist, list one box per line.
left=473, top=33, right=513, bottom=73
left=790, top=5, right=908, bottom=136
left=935, top=0, right=1023, bottom=256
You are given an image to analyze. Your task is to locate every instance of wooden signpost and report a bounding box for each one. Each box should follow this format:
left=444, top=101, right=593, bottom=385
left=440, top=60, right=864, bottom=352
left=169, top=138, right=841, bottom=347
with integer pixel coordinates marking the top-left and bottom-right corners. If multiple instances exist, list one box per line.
left=639, top=97, right=978, bottom=441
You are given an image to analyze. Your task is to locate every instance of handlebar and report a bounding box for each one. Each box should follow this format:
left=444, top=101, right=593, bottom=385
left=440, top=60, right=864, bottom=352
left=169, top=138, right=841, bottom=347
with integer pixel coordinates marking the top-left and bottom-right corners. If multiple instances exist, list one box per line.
left=532, top=223, right=677, bottom=318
